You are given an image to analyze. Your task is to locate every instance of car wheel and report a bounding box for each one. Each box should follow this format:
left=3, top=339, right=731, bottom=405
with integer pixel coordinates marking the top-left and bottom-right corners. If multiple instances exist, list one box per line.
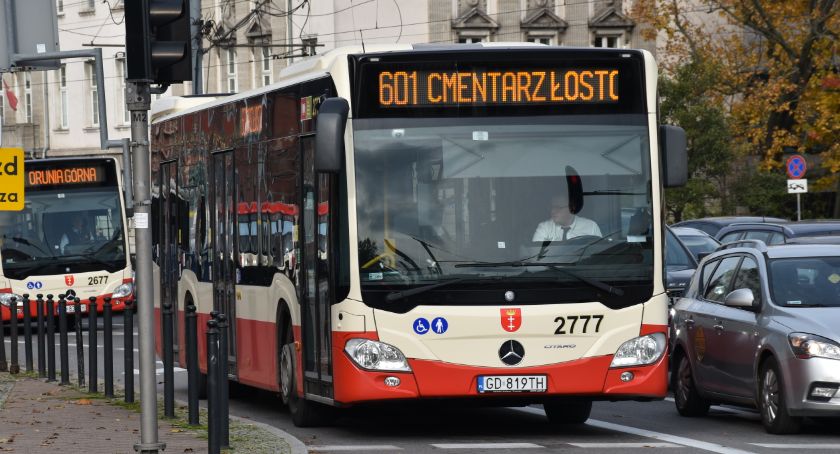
left=544, top=399, right=592, bottom=425
left=759, top=358, right=801, bottom=434
left=673, top=352, right=710, bottom=416
left=279, top=329, right=294, bottom=406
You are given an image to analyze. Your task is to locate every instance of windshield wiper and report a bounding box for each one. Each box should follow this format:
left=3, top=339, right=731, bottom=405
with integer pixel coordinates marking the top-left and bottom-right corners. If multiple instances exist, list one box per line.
left=385, top=276, right=491, bottom=303
left=455, top=261, right=624, bottom=296
left=6, top=237, right=51, bottom=256
left=60, top=253, right=120, bottom=270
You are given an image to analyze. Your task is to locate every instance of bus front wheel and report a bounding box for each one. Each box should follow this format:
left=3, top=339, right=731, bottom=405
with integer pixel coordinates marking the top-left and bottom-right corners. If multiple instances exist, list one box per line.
left=282, top=326, right=335, bottom=427
left=544, top=399, right=592, bottom=425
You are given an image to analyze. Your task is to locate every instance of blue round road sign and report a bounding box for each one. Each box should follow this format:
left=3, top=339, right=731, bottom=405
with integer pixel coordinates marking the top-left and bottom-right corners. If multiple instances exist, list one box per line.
left=786, top=155, right=806, bottom=179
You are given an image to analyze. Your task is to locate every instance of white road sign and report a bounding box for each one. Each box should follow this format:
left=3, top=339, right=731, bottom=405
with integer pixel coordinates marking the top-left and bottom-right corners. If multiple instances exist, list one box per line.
left=787, top=179, right=808, bottom=194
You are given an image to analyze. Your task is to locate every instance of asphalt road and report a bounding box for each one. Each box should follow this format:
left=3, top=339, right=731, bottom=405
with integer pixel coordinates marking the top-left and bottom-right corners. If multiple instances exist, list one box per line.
left=4, top=316, right=839, bottom=453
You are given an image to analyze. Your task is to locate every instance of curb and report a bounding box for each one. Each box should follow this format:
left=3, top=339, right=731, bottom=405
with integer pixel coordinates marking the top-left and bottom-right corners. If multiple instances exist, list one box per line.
left=228, top=413, right=308, bottom=454
left=173, top=397, right=308, bottom=454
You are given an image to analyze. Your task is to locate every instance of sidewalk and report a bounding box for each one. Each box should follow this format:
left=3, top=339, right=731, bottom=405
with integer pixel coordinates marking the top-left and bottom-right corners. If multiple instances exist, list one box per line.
left=0, top=372, right=293, bottom=453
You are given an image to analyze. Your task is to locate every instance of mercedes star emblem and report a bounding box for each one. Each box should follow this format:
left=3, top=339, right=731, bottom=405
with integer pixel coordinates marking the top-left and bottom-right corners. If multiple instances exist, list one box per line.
left=498, top=340, right=525, bottom=366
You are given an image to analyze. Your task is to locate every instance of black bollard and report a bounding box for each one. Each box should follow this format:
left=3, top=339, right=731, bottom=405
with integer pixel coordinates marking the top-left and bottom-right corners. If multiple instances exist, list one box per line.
left=103, top=297, right=114, bottom=398
left=23, top=294, right=33, bottom=372
left=217, top=313, right=229, bottom=447
left=46, top=295, right=56, bottom=382
left=88, top=296, right=98, bottom=393
left=206, top=319, right=220, bottom=454
left=9, top=296, right=19, bottom=374
left=74, top=298, right=85, bottom=388
left=123, top=299, right=135, bottom=403
left=185, top=303, right=199, bottom=425
left=36, top=294, right=45, bottom=377
left=162, top=299, right=175, bottom=418
left=58, top=296, right=69, bottom=385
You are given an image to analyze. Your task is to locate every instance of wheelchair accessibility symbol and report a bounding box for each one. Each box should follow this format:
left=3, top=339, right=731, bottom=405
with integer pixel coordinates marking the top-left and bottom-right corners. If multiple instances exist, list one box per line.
left=413, top=318, right=430, bottom=335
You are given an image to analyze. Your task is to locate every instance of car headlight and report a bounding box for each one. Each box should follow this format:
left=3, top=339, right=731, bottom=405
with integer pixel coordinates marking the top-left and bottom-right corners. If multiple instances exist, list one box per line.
left=610, top=333, right=667, bottom=368
left=0, top=293, right=24, bottom=307
left=112, top=283, right=133, bottom=298
left=344, top=338, right=411, bottom=372
left=789, top=333, right=840, bottom=360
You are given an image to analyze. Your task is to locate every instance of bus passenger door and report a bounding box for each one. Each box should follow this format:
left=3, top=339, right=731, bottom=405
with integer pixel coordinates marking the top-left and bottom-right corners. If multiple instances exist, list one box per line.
left=159, top=160, right=181, bottom=357
left=211, top=150, right=238, bottom=376
left=300, top=137, right=334, bottom=401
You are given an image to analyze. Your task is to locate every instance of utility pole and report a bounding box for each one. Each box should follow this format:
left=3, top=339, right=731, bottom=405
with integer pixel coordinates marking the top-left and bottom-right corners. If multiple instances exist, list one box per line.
left=126, top=81, right=164, bottom=454
left=287, top=0, right=294, bottom=63
left=191, top=0, right=203, bottom=94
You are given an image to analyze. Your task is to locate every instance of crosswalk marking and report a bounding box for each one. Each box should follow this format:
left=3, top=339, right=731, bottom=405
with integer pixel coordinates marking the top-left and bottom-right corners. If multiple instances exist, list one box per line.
left=569, top=442, right=681, bottom=448
left=431, top=443, right=543, bottom=449
left=308, top=445, right=402, bottom=451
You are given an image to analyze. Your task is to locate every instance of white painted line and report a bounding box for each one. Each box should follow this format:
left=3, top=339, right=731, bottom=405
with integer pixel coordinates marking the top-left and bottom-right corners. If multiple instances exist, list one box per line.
left=751, top=444, right=840, bottom=450
left=569, top=442, right=681, bottom=448
left=431, top=443, right=543, bottom=449
left=664, top=398, right=759, bottom=418
left=308, top=445, right=402, bottom=452
left=514, top=407, right=757, bottom=454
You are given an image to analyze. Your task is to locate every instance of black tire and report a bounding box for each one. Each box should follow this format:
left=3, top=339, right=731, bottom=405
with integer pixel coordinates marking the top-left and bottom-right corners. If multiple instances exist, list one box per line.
left=544, top=399, right=592, bottom=425
left=284, top=323, right=336, bottom=427
left=279, top=327, right=294, bottom=406
left=759, top=358, right=801, bottom=434
left=673, top=352, right=710, bottom=417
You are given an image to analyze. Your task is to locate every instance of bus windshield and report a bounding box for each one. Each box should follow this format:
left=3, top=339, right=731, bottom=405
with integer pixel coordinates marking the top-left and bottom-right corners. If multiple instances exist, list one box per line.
left=354, top=115, right=654, bottom=309
left=0, top=187, right=126, bottom=279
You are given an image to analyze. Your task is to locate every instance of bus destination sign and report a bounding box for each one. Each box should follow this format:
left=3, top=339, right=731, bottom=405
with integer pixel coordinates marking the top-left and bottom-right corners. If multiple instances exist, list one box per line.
left=378, top=69, right=619, bottom=108
left=26, top=165, right=106, bottom=187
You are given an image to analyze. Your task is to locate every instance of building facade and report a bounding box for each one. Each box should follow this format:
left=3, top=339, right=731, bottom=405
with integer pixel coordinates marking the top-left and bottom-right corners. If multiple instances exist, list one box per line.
left=2, top=0, right=652, bottom=160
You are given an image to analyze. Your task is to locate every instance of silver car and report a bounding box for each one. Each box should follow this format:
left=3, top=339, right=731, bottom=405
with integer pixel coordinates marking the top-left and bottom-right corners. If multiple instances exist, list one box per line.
left=670, top=240, right=840, bottom=434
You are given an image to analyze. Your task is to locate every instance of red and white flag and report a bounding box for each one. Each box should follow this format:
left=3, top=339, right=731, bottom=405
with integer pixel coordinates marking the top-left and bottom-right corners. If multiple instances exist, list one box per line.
left=3, top=77, right=18, bottom=111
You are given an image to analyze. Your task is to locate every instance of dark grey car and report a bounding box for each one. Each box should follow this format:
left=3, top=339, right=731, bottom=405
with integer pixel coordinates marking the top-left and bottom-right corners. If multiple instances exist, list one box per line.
left=670, top=240, right=840, bottom=434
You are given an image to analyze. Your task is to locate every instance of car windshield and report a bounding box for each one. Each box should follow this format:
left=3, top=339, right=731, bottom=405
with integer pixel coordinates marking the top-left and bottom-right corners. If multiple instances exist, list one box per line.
left=769, top=257, right=840, bottom=307
left=677, top=234, right=719, bottom=261
left=0, top=188, right=126, bottom=279
left=353, top=115, right=654, bottom=309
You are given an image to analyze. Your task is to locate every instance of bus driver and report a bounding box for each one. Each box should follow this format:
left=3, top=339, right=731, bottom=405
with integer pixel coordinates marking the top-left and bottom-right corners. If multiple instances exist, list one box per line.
left=532, top=190, right=601, bottom=242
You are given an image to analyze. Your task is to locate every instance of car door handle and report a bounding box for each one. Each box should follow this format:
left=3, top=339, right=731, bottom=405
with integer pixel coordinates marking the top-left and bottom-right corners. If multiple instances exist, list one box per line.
left=684, top=319, right=695, bottom=328
left=713, top=323, right=724, bottom=331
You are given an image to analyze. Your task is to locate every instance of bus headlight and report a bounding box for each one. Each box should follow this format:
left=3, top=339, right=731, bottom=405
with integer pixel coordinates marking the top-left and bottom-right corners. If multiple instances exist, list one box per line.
left=610, top=333, right=666, bottom=368
left=344, top=338, right=411, bottom=372
left=0, top=293, right=24, bottom=307
left=112, top=283, right=133, bottom=298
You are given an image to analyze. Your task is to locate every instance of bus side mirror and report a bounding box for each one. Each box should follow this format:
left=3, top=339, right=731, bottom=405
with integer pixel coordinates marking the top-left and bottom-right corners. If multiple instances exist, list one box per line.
left=565, top=166, right=584, bottom=214
left=660, top=125, right=687, bottom=188
left=315, top=97, right=349, bottom=173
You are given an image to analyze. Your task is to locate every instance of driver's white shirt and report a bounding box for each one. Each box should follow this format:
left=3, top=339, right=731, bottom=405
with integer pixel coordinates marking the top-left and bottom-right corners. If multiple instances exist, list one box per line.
left=532, top=216, right=602, bottom=242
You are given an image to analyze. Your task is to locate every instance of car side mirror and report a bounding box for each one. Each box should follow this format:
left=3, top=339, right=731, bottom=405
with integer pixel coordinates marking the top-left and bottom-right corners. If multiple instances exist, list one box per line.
left=724, top=288, right=755, bottom=308
left=697, top=252, right=710, bottom=261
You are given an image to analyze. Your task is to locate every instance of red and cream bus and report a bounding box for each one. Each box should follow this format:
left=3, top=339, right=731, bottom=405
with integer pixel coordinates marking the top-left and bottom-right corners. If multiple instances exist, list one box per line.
left=150, top=44, right=686, bottom=427
left=0, top=157, right=134, bottom=320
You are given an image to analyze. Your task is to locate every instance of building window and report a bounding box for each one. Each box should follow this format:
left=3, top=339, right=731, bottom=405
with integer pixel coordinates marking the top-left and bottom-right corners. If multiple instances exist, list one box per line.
left=57, top=0, right=64, bottom=14
left=458, top=36, right=486, bottom=44
left=261, top=47, right=271, bottom=86
left=116, top=59, right=129, bottom=124
left=87, top=62, right=99, bottom=126
left=24, top=72, right=32, bottom=123
left=86, top=0, right=95, bottom=10
left=226, top=48, right=238, bottom=93
left=527, top=36, right=553, bottom=45
left=59, top=65, right=68, bottom=128
left=593, top=34, right=623, bottom=48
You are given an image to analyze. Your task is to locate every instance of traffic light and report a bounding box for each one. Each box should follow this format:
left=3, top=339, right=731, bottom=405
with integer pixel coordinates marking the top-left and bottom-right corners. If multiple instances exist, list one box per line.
left=125, top=0, right=192, bottom=83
